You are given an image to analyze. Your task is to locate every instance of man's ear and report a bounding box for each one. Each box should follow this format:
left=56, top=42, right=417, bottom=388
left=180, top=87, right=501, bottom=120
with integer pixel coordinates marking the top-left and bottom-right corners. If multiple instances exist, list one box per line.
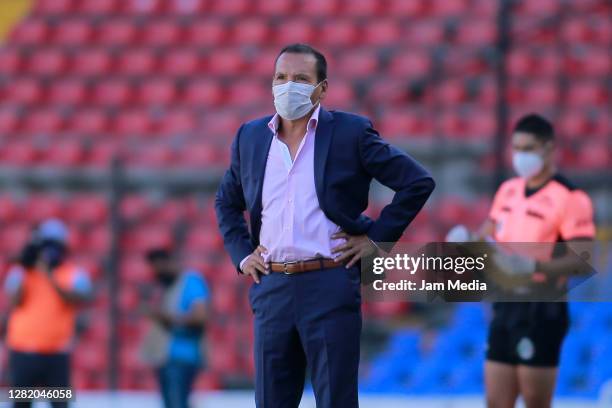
left=318, top=79, right=328, bottom=101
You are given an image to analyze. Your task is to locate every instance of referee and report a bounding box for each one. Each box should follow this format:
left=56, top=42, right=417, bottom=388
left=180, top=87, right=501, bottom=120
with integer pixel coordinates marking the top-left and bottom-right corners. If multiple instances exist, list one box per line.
left=447, top=114, right=596, bottom=408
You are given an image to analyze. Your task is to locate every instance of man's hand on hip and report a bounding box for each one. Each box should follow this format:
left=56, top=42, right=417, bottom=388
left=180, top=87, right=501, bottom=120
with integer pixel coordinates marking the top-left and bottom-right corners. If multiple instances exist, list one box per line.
left=331, top=232, right=379, bottom=268
left=242, top=246, right=269, bottom=283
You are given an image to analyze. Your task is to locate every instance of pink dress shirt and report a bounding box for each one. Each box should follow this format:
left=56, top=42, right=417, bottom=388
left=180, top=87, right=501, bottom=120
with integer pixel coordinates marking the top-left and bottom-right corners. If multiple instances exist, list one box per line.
left=240, top=105, right=345, bottom=269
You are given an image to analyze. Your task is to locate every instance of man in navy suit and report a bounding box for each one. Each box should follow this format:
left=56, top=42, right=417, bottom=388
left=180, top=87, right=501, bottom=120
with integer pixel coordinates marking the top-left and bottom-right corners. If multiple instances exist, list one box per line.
left=216, top=43, right=435, bottom=408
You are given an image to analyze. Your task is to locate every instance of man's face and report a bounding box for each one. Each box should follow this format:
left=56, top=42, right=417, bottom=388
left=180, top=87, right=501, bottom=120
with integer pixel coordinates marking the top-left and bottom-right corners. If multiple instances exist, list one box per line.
left=511, top=131, right=553, bottom=165
left=151, top=258, right=178, bottom=286
left=273, top=52, right=327, bottom=105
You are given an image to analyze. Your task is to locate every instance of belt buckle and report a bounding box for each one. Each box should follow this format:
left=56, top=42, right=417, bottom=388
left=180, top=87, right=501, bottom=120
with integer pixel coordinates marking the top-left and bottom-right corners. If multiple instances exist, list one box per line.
left=282, top=260, right=299, bottom=275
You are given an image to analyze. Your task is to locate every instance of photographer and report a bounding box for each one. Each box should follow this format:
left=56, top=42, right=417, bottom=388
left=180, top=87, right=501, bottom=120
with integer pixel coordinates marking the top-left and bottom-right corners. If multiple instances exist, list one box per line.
left=3, top=219, right=92, bottom=408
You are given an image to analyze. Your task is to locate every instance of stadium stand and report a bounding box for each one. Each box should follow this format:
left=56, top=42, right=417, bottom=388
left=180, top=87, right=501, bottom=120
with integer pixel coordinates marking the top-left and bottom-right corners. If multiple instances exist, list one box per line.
left=0, top=0, right=609, bottom=398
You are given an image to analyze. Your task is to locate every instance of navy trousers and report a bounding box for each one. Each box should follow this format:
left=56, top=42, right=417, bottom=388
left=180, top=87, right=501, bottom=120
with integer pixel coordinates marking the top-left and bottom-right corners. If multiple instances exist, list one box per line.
left=156, top=361, right=199, bottom=408
left=249, top=265, right=362, bottom=408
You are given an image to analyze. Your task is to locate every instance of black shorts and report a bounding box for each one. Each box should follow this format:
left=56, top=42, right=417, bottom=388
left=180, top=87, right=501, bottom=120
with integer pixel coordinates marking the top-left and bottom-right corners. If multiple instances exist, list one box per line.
left=486, top=304, right=568, bottom=367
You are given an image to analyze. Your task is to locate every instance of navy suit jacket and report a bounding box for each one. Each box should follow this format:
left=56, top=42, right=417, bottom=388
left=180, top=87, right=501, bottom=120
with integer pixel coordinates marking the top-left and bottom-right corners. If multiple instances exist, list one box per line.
left=215, top=108, right=435, bottom=269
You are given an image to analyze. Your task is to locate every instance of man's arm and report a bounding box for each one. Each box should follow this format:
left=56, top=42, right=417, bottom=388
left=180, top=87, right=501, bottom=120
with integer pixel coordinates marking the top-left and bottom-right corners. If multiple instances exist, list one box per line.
left=48, top=267, right=93, bottom=304
left=215, top=124, right=256, bottom=271
left=359, top=120, right=435, bottom=249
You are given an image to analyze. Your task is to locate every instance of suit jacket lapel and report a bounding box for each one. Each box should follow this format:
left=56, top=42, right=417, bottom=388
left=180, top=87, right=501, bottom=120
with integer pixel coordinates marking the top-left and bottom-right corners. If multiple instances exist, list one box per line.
left=314, top=108, right=334, bottom=210
left=252, top=122, right=273, bottom=222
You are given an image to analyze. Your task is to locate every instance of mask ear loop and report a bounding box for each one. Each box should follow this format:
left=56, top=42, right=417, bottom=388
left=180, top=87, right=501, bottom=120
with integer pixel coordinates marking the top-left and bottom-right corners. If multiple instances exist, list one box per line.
left=311, top=80, right=325, bottom=106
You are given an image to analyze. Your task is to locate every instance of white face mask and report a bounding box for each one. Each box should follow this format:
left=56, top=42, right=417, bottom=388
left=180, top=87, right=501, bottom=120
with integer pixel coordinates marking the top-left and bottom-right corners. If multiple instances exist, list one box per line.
left=512, top=151, right=544, bottom=179
left=272, top=81, right=321, bottom=120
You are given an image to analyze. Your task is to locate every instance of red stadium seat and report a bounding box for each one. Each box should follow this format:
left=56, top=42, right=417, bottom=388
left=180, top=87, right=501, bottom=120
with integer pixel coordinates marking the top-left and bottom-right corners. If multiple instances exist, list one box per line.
left=562, top=18, right=591, bottom=44
left=96, top=19, right=138, bottom=46
left=72, top=49, right=112, bottom=76
left=566, top=81, right=608, bottom=107
left=436, top=79, right=467, bottom=105
left=0, top=48, right=22, bottom=76
left=323, top=79, right=355, bottom=110
left=209, top=0, right=251, bottom=15
left=49, top=79, right=87, bottom=106
left=254, top=0, right=295, bottom=16
left=430, top=0, right=468, bottom=17
left=575, top=141, right=609, bottom=169
left=0, top=107, right=21, bottom=134
left=387, top=52, right=432, bottom=78
left=341, top=0, right=382, bottom=16
left=508, top=49, right=561, bottom=77
left=160, top=49, right=201, bottom=76
left=299, top=0, right=339, bottom=16
left=226, top=80, right=269, bottom=107
left=117, top=49, right=157, bottom=76
left=7, top=78, right=43, bottom=105
left=523, top=80, right=559, bottom=105
left=366, top=79, right=410, bottom=105
left=379, top=108, right=431, bottom=140
left=184, top=79, right=224, bottom=106
left=158, top=110, right=197, bottom=135
left=178, top=142, right=218, bottom=168
left=137, top=78, right=177, bottom=106
left=336, top=50, right=378, bottom=78
left=23, top=108, right=65, bottom=134
left=513, top=0, right=560, bottom=16
left=34, top=0, right=74, bottom=15
left=201, top=111, right=241, bottom=137
left=511, top=17, right=557, bottom=45
left=113, top=109, right=152, bottom=136
left=403, top=21, right=444, bottom=46
left=141, top=19, right=182, bottom=46
left=185, top=19, right=227, bottom=46
left=120, top=196, right=152, bottom=222
left=54, top=19, right=92, bottom=46
left=274, top=19, right=317, bottom=45
left=85, top=225, right=111, bottom=254
left=454, top=20, right=497, bottom=46
left=362, top=19, right=401, bottom=46
left=0, top=222, right=31, bottom=254
left=565, top=48, right=610, bottom=77
left=68, top=109, right=109, bottom=135
left=93, top=79, right=133, bottom=106
left=44, top=139, right=84, bottom=167
left=1, top=139, right=39, bottom=165
left=206, top=49, right=245, bottom=75
left=65, top=195, right=108, bottom=225
left=387, top=0, right=427, bottom=17
left=129, top=143, right=175, bottom=168
left=231, top=19, right=270, bottom=45
left=320, top=20, right=359, bottom=47
left=9, top=18, right=49, bottom=45
left=122, top=224, right=173, bottom=252
left=565, top=0, right=611, bottom=13
left=0, top=196, right=20, bottom=223
left=122, top=0, right=162, bottom=15
left=78, top=0, right=119, bottom=15
left=28, top=49, right=66, bottom=76
left=23, top=195, right=65, bottom=223
left=167, top=0, right=207, bottom=14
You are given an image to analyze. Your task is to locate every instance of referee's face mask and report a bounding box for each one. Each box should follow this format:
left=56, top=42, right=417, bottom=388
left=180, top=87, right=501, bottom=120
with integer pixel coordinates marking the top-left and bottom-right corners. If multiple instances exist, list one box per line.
left=511, top=132, right=553, bottom=179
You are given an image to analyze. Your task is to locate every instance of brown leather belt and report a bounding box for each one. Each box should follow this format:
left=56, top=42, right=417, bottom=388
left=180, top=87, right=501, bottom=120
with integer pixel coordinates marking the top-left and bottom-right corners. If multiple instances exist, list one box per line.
left=269, top=258, right=341, bottom=274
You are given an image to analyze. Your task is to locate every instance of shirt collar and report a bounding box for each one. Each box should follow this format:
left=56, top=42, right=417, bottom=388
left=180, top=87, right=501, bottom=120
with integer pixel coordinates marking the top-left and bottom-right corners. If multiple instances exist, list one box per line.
left=268, top=104, right=321, bottom=135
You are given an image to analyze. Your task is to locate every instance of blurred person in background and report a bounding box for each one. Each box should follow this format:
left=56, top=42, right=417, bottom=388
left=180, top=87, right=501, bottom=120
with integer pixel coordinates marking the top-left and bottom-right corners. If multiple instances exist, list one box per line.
left=216, top=43, right=435, bottom=407
left=141, top=248, right=209, bottom=408
left=446, top=114, right=596, bottom=408
left=3, top=219, right=92, bottom=408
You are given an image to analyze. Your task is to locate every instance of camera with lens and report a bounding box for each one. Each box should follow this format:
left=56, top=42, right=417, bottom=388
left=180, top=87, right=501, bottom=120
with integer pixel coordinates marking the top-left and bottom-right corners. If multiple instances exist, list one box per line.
left=19, top=238, right=67, bottom=270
